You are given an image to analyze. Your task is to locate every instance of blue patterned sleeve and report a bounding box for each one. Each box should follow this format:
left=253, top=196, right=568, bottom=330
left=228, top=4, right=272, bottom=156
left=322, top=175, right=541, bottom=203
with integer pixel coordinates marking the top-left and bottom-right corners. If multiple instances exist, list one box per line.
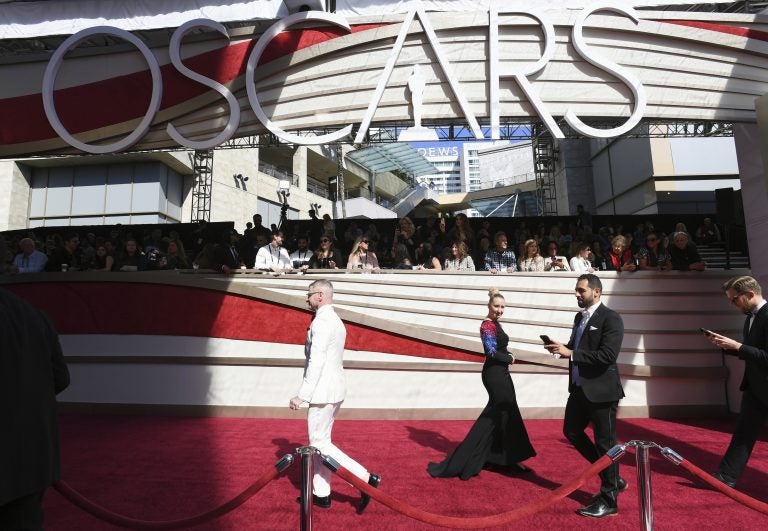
left=480, top=320, right=514, bottom=363
left=480, top=320, right=498, bottom=357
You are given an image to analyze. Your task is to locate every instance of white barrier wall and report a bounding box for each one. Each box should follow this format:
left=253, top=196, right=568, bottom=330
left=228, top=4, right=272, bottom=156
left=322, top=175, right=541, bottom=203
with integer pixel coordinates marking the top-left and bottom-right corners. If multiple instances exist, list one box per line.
left=2, top=269, right=743, bottom=420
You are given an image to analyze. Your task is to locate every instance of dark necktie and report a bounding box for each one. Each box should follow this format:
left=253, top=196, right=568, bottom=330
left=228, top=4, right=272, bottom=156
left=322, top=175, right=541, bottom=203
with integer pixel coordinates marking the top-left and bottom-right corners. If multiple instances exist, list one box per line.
left=572, top=310, right=590, bottom=385
left=744, top=313, right=753, bottom=340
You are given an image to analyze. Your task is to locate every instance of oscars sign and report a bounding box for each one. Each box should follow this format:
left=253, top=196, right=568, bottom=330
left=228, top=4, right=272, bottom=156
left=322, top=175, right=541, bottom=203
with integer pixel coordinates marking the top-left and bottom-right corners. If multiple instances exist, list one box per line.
left=41, top=3, right=645, bottom=154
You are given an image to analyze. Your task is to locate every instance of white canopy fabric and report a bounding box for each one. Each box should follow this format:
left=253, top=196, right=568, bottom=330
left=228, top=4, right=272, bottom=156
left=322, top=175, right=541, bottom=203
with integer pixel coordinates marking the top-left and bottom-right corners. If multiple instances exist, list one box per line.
left=347, top=143, right=437, bottom=177
left=335, top=1, right=735, bottom=16
left=0, top=0, right=288, bottom=39
left=0, top=1, right=739, bottom=40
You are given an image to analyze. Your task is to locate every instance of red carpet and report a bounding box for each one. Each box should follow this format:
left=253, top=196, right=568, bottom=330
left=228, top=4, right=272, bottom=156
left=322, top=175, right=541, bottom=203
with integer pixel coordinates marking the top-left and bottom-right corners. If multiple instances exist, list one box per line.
left=44, top=415, right=768, bottom=530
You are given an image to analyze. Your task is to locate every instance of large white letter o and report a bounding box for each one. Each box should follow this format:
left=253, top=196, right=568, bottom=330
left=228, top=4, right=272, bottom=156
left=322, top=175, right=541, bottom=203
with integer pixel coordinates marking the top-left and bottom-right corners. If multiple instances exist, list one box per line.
left=42, top=26, right=163, bottom=154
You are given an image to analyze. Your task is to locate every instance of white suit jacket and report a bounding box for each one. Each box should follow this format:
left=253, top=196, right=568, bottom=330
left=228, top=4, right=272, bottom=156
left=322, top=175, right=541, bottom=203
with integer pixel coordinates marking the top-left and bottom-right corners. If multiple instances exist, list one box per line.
left=298, top=304, right=347, bottom=404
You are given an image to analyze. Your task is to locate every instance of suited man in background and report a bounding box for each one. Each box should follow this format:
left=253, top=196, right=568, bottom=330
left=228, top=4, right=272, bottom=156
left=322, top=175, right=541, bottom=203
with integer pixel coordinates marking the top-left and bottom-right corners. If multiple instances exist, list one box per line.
left=289, top=279, right=380, bottom=513
left=1, top=288, right=70, bottom=530
left=706, top=275, right=768, bottom=488
left=545, top=273, right=626, bottom=519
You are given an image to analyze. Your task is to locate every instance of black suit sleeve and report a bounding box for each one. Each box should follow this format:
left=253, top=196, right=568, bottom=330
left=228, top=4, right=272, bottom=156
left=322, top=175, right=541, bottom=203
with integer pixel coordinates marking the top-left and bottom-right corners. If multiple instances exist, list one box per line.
left=739, top=314, right=768, bottom=368
left=42, top=312, right=70, bottom=394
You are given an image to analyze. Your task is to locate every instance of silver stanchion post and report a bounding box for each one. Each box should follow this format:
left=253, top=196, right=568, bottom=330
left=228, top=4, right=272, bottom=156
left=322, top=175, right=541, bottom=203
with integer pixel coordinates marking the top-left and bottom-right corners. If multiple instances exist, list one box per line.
left=629, top=441, right=657, bottom=531
left=296, top=446, right=319, bottom=531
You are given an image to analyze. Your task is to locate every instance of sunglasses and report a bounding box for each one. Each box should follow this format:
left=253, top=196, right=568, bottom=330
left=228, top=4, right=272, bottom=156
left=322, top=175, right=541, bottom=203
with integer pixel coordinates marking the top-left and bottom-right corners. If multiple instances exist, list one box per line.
left=361, top=240, right=369, bottom=244
left=320, top=238, right=330, bottom=243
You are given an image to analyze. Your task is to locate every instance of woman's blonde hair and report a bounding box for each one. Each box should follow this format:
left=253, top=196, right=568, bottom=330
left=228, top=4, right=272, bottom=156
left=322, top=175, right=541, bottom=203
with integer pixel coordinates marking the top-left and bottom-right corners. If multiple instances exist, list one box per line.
left=488, top=287, right=504, bottom=302
left=611, top=235, right=627, bottom=249
left=523, top=238, right=539, bottom=258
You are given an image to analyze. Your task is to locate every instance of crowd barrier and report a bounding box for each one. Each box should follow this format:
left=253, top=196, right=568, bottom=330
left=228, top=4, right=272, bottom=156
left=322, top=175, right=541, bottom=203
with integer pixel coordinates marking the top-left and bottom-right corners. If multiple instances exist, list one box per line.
left=52, top=440, right=768, bottom=530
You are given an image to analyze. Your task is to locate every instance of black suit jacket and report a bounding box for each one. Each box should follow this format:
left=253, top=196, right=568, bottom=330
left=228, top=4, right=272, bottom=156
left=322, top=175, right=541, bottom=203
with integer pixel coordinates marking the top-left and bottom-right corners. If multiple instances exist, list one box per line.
left=566, top=303, right=625, bottom=403
left=737, top=303, right=768, bottom=406
left=0, top=288, right=70, bottom=505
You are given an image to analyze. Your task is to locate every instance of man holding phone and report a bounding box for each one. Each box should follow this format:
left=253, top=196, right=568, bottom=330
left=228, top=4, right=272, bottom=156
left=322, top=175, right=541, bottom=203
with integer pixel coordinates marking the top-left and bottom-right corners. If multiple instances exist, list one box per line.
left=544, top=274, right=625, bottom=519
left=705, top=275, right=768, bottom=489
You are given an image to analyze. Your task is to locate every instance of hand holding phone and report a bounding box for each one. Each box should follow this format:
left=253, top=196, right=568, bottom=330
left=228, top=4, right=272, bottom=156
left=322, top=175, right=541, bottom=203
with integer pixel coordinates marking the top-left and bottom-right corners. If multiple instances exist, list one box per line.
left=699, top=327, right=714, bottom=336
left=540, top=334, right=554, bottom=345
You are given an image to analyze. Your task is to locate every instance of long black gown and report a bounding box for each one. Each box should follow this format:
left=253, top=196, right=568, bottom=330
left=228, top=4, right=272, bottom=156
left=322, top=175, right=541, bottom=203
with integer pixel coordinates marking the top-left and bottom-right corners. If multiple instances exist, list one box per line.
left=427, top=319, right=536, bottom=480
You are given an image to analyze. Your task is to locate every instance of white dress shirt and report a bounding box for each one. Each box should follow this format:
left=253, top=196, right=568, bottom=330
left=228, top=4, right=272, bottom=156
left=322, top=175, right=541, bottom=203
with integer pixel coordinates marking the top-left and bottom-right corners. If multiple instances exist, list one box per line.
left=255, top=243, right=292, bottom=270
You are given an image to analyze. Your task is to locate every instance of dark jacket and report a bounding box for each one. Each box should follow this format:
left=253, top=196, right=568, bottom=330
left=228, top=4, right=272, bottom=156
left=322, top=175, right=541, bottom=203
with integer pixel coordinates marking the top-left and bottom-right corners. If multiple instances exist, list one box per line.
left=566, top=303, right=625, bottom=403
left=0, top=288, right=70, bottom=505
left=736, top=303, right=768, bottom=406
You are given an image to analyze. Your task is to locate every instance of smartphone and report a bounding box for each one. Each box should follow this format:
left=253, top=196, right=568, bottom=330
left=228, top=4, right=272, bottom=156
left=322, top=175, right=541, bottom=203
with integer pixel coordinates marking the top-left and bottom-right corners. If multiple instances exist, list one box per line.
left=540, top=334, right=554, bottom=345
left=699, top=327, right=713, bottom=336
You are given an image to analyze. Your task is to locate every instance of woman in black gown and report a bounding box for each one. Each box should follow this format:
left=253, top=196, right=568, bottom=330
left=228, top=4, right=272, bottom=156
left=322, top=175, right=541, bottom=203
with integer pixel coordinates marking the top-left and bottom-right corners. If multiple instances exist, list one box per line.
left=427, top=288, right=536, bottom=480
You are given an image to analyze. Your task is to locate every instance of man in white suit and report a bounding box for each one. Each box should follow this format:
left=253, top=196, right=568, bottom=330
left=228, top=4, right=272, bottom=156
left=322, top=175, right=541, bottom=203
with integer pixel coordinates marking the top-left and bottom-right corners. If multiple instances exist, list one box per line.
left=290, top=279, right=381, bottom=512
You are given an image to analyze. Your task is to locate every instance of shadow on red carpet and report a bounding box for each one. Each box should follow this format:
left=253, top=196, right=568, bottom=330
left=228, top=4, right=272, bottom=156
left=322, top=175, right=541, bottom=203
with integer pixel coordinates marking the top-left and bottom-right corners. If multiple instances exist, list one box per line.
left=44, top=415, right=768, bottom=530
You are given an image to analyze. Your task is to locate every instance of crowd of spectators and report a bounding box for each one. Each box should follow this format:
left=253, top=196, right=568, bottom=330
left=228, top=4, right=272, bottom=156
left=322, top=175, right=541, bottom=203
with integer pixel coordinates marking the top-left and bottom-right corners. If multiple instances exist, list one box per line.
left=0, top=210, right=725, bottom=275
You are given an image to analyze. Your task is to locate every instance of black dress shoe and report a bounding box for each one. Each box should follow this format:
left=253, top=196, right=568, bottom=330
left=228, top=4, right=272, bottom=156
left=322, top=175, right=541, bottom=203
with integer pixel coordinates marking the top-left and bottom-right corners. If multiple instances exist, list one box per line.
left=295, top=494, right=332, bottom=508
left=577, top=498, right=618, bottom=519
left=357, top=473, right=381, bottom=514
left=618, top=477, right=628, bottom=492
left=711, top=471, right=737, bottom=488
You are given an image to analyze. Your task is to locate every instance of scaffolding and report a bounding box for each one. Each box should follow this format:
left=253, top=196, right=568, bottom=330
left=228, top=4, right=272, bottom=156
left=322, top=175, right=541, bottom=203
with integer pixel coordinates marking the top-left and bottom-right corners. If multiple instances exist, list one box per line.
left=532, top=125, right=558, bottom=217
left=191, top=149, right=214, bottom=222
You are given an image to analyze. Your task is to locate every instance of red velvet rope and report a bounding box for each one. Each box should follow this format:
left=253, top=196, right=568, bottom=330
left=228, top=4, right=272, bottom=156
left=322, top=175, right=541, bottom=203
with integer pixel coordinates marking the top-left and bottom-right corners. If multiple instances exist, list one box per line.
left=53, top=462, right=283, bottom=529
left=334, top=454, right=614, bottom=529
left=677, top=458, right=768, bottom=515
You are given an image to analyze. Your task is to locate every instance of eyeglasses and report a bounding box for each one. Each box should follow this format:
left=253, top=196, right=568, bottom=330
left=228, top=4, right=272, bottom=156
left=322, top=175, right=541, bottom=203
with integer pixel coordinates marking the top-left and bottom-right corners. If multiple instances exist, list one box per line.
left=306, top=291, right=322, bottom=298
left=729, top=293, right=747, bottom=303
left=320, top=238, right=330, bottom=243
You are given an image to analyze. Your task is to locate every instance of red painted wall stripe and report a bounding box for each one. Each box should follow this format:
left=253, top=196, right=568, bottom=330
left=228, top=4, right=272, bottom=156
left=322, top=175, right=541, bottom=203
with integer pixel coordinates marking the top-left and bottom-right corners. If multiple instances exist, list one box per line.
left=6, top=282, right=480, bottom=363
left=660, top=19, right=768, bottom=43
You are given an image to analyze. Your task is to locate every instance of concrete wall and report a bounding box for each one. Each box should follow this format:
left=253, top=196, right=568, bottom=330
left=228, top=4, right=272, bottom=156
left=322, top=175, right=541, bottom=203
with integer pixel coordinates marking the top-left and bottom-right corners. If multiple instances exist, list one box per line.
left=0, top=161, right=31, bottom=231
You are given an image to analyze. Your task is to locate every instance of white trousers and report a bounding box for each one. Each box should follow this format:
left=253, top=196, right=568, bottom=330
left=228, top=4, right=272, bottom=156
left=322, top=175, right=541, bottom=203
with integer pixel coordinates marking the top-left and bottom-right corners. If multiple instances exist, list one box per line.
left=307, top=402, right=369, bottom=497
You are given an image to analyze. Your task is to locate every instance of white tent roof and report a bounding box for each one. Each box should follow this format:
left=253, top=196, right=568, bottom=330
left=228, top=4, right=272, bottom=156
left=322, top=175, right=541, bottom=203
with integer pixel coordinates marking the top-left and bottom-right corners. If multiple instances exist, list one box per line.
left=347, top=143, right=437, bottom=176
left=0, top=1, right=738, bottom=40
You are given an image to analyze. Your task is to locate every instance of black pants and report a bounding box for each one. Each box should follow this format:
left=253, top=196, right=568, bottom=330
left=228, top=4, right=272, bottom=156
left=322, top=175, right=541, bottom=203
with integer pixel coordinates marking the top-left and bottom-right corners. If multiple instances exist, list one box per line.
left=563, top=386, right=620, bottom=506
left=0, top=491, right=44, bottom=531
left=719, top=390, right=768, bottom=482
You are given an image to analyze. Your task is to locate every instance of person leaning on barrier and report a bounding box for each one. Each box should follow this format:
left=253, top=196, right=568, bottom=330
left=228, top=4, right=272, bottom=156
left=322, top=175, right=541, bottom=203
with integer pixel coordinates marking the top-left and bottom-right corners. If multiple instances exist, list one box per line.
left=444, top=241, right=475, bottom=271
left=484, top=231, right=517, bottom=274
left=289, top=280, right=381, bottom=512
left=669, top=231, right=705, bottom=271
left=544, top=274, right=627, bottom=519
left=705, top=276, right=768, bottom=489
left=309, top=235, right=344, bottom=269
left=636, top=231, right=671, bottom=271
left=7, top=238, right=48, bottom=273
left=569, top=242, right=595, bottom=274
left=255, top=229, right=292, bottom=273
left=518, top=239, right=546, bottom=272
left=604, top=235, right=636, bottom=272
left=0, top=288, right=70, bottom=530
left=347, top=235, right=379, bottom=271
left=543, top=240, right=571, bottom=272
left=290, top=236, right=313, bottom=271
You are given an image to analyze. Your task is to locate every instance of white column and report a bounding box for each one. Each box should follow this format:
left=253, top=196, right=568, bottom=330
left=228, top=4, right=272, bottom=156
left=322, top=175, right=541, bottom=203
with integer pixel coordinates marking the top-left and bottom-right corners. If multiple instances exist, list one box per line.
left=293, top=146, right=308, bottom=193
left=731, top=105, right=768, bottom=412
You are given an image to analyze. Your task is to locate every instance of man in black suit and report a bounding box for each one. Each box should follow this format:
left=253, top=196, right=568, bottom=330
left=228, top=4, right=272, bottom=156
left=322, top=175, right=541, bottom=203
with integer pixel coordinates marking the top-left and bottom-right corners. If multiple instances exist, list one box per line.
left=0, top=288, right=70, bottom=530
left=706, top=275, right=768, bottom=488
left=545, top=273, right=625, bottom=519
left=213, top=229, right=242, bottom=274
